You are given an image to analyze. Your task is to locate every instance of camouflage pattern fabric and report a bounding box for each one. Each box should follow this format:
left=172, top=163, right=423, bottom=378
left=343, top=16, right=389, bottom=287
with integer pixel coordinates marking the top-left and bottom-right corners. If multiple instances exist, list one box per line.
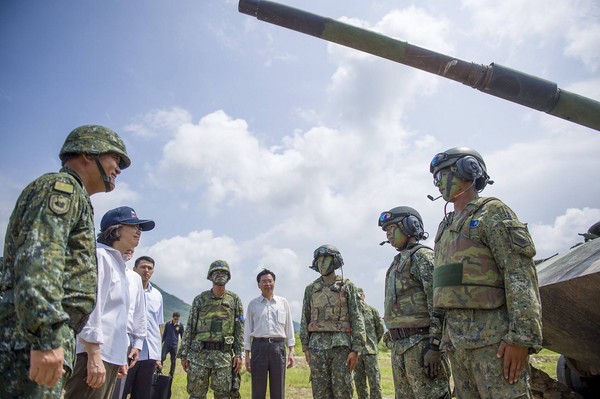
left=299, top=275, right=365, bottom=352
left=389, top=339, right=450, bottom=399
left=353, top=301, right=384, bottom=399
left=353, top=353, right=382, bottom=399
left=179, top=289, right=244, bottom=399
left=449, top=343, right=533, bottom=398
left=309, top=347, right=354, bottom=399
left=433, top=196, right=542, bottom=395
left=0, top=168, right=97, bottom=398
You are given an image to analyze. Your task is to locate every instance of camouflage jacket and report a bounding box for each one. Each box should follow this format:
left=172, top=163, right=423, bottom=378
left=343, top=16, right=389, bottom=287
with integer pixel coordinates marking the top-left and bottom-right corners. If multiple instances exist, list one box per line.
left=360, top=302, right=384, bottom=355
left=178, top=289, right=244, bottom=359
left=0, top=167, right=97, bottom=350
left=433, top=196, right=543, bottom=352
left=300, top=275, right=365, bottom=353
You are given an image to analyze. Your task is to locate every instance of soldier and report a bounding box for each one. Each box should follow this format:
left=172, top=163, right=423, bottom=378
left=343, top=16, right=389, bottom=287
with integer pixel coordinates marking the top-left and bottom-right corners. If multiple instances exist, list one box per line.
left=178, top=260, right=244, bottom=399
left=353, top=288, right=384, bottom=399
left=300, top=244, right=366, bottom=399
left=429, top=147, right=542, bottom=398
left=378, top=206, right=451, bottom=399
left=0, top=125, right=130, bottom=398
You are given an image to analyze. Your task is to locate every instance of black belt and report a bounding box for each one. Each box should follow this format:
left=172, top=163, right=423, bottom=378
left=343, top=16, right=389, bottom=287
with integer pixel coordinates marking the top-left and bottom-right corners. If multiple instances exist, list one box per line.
left=253, top=337, right=285, bottom=343
left=388, top=327, right=429, bottom=341
left=202, top=341, right=224, bottom=350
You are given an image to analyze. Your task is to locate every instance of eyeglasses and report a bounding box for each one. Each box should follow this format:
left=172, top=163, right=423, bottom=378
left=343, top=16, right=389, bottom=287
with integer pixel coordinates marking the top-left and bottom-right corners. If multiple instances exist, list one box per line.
left=433, top=167, right=455, bottom=186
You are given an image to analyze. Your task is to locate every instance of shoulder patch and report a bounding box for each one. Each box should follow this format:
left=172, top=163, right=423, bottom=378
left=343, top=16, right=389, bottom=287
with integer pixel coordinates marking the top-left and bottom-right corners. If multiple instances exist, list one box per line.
left=53, top=181, right=74, bottom=194
left=48, top=194, right=72, bottom=215
left=470, top=219, right=480, bottom=228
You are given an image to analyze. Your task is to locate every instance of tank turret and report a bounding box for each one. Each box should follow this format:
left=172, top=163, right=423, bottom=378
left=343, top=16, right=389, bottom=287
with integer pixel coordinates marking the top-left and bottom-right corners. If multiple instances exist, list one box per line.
left=239, top=0, right=600, bottom=131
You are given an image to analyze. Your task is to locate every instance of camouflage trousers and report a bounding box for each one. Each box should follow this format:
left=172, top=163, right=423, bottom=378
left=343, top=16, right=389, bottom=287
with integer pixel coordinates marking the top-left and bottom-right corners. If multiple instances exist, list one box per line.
left=448, top=343, right=533, bottom=399
left=0, top=324, right=75, bottom=399
left=309, top=346, right=353, bottom=399
left=186, top=349, right=233, bottom=399
left=353, top=353, right=382, bottom=399
left=390, top=339, right=450, bottom=399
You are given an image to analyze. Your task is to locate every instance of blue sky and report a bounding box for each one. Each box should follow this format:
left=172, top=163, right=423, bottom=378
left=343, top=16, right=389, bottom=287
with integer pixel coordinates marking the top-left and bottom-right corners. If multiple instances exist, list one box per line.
left=2, top=0, right=599, bottom=320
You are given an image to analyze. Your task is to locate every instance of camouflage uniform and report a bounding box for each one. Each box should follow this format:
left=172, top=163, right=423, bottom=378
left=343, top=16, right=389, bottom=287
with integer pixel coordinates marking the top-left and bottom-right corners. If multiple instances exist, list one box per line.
left=178, top=289, right=244, bottom=399
left=300, top=275, right=366, bottom=399
left=384, top=244, right=450, bottom=399
left=353, top=299, right=384, bottom=399
left=433, top=197, right=542, bottom=398
left=0, top=167, right=97, bottom=398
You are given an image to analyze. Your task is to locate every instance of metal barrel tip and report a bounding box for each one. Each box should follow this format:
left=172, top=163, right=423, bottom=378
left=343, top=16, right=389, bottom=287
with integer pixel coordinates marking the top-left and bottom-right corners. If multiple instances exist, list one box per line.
left=238, top=0, right=260, bottom=16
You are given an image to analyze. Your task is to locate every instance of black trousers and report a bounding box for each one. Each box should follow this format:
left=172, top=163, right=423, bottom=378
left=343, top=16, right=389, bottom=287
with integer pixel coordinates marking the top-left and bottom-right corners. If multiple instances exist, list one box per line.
left=250, top=338, right=286, bottom=399
left=161, top=344, right=178, bottom=376
left=122, top=359, right=157, bottom=399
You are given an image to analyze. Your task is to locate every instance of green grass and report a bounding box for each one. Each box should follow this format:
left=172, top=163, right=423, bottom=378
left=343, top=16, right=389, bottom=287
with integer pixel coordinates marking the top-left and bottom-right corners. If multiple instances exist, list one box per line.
left=164, top=339, right=558, bottom=398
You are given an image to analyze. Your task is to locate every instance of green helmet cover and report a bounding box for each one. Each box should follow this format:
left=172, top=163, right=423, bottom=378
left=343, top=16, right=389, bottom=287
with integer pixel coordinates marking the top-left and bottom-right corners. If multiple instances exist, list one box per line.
left=59, top=125, right=131, bottom=169
left=207, top=259, right=231, bottom=280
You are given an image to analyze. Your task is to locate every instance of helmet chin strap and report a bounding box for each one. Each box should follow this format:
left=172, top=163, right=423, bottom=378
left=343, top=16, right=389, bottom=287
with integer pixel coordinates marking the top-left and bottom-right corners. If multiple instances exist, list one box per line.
left=93, top=156, right=115, bottom=192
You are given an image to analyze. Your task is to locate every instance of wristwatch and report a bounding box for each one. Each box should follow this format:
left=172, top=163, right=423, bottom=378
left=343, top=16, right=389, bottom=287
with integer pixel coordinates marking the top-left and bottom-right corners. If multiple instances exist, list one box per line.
left=429, top=337, right=441, bottom=347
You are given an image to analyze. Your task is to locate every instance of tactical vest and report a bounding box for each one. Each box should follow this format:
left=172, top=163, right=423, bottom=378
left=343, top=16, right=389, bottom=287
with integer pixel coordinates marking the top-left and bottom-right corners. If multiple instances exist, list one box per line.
left=307, top=278, right=352, bottom=333
left=194, top=290, right=238, bottom=342
left=433, top=197, right=505, bottom=310
left=384, top=245, right=431, bottom=329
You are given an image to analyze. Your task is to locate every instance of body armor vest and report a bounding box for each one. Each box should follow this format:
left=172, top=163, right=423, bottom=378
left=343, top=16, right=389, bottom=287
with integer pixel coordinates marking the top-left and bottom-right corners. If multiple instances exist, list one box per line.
left=384, top=245, right=431, bottom=329
left=194, top=291, right=237, bottom=342
left=433, top=197, right=505, bottom=310
left=308, top=278, right=351, bottom=333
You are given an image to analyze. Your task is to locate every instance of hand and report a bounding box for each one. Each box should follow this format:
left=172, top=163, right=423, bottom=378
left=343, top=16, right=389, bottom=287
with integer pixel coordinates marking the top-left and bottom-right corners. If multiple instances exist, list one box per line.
left=128, top=347, right=140, bottom=369
left=346, top=351, right=358, bottom=372
left=85, top=349, right=106, bottom=388
left=181, top=359, right=190, bottom=373
left=156, top=360, right=163, bottom=371
left=232, top=356, right=242, bottom=373
left=29, top=347, right=65, bottom=387
left=422, top=343, right=442, bottom=378
left=497, top=340, right=529, bottom=384
left=244, top=356, right=251, bottom=373
left=287, top=353, right=295, bottom=369
left=116, top=365, right=128, bottom=379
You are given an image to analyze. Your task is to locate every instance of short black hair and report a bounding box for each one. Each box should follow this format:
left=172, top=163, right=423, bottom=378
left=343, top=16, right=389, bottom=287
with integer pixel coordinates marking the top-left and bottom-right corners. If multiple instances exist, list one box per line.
left=134, top=256, right=155, bottom=269
left=172, top=312, right=180, bottom=318
left=256, top=268, right=276, bottom=283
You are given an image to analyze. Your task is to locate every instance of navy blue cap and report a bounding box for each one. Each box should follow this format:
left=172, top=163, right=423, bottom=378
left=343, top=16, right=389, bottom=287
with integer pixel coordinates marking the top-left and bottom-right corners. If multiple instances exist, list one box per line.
left=100, top=206, right=155, bottom=232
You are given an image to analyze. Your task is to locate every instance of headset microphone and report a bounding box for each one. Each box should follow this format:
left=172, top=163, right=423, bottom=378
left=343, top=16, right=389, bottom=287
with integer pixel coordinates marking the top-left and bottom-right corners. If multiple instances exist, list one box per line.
left=379, top=240, right=389, bottom=246
left=427, top=194, right=442, bottom=201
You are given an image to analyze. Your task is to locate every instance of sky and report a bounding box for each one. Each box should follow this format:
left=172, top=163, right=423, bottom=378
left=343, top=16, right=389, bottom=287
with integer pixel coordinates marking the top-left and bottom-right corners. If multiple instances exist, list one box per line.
left=1, top=0, right=600, bottom=322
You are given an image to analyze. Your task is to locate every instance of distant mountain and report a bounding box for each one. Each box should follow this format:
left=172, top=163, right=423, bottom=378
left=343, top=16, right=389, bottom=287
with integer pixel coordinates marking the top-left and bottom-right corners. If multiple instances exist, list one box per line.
left=153, top=283, right=191, bottom=326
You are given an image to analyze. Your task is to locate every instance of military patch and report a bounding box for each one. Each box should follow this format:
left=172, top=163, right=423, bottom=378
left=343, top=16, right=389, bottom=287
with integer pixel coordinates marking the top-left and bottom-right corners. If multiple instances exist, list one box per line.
left=470, top=219, right=479, bottom=227
left=48, top=194, right=71, bottom=215
left=53, top=181, right=74, bottom=194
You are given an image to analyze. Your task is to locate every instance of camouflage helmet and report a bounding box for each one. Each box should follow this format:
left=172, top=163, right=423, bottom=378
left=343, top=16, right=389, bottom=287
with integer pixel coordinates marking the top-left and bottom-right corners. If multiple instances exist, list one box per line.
left=378, top=206, right=426, bottom=240
left=429, top=147, right=490, bottom=191
left=310, top=244, right=344, bottom=271
left=207, top=259, right=231, bottom=280
left=59, top=125, right=131, bottom=169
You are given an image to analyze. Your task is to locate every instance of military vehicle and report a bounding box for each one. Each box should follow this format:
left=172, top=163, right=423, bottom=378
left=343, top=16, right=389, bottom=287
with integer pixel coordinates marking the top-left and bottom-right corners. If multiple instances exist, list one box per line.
left=238, top=0, right=600, bottom=132
left=238, top=1, right=600, bottom=396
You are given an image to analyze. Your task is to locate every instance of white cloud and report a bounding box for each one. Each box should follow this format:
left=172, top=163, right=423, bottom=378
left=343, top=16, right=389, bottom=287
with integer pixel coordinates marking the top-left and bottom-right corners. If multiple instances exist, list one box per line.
left=124, top=107, right=192, bottom=138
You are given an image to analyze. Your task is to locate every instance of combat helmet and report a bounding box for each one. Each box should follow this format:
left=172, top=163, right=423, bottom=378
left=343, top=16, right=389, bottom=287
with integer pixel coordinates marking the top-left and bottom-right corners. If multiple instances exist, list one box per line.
left=429, top=147, right=490, bottom=191
left=207, top=259, right=231, bottom=280
left=310, top=244, right=344, bottom=271
left=59, top=125, right=131, bottom=169
left=378, top=206, right=426, bottom=240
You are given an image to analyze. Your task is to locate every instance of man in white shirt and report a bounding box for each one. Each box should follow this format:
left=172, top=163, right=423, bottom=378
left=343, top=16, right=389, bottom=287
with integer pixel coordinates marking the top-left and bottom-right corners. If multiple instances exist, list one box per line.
left=64, top=206, right=155, bottom=399
left=244, top=269, right=295, bottom=399
left=122, top=256, right=164, bottom=399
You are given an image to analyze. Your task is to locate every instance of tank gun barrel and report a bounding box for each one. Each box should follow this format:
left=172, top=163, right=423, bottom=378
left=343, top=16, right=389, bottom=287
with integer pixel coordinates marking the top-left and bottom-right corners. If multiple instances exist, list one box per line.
left=239, top=0, right=600, bottom=131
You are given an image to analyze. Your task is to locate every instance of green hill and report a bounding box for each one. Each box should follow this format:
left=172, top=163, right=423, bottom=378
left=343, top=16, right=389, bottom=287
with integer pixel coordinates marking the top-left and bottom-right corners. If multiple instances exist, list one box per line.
left=153, top=283, right=191, bottom=326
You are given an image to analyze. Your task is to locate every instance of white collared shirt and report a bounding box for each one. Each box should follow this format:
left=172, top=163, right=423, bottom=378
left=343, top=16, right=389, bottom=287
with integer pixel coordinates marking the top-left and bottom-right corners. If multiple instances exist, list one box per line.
left=76, top=243, right=129, bottom=365
left=126, top=268, right=147, bottom=350
left=139, top=282, right=164, bottom=360
left=244, top=294, right=296, bottom=351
